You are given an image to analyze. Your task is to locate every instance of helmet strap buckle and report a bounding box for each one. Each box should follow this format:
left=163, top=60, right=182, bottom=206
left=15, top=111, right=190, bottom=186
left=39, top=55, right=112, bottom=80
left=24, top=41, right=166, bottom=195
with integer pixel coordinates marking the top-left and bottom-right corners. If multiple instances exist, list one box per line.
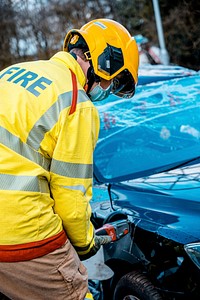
left=85, top=65, right=100, bottom=94
left=84, top=51, right=92, bottom=61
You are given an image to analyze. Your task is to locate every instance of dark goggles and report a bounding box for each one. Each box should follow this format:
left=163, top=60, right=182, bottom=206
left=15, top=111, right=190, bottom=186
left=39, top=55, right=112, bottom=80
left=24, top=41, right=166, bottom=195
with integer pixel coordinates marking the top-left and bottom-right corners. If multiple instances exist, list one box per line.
left=111, top=69, right=135, bottom=98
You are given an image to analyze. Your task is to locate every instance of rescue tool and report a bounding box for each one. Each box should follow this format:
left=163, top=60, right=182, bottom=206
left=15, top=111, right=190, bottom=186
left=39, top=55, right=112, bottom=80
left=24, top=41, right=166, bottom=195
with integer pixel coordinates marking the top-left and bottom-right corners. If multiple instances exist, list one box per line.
left=95, top=219, right=130, bottom=241
left=83, top=219, right=130, bottom=280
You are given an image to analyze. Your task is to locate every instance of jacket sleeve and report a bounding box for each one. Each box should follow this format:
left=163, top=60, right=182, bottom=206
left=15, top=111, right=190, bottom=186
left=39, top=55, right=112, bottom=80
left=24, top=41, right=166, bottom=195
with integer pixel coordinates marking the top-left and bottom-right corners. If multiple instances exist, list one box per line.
left=49, top=102, right=100, bottom=255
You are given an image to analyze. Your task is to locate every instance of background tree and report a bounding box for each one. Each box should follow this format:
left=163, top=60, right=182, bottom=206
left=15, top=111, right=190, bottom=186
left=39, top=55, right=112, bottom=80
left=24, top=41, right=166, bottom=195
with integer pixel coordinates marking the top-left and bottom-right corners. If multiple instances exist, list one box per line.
left=0, top=0, right=199, bottom=70
left=0, top=0, right=16, bottom=69
left=162, top=0, right=200, bottom=70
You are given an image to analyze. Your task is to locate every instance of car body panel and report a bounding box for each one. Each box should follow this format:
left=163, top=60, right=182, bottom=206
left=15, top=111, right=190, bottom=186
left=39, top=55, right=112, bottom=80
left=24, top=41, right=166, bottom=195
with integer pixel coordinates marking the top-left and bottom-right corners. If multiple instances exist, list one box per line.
left=92, top=74, right=200, bottom=299
left=110, top=182, right=200, bottom=243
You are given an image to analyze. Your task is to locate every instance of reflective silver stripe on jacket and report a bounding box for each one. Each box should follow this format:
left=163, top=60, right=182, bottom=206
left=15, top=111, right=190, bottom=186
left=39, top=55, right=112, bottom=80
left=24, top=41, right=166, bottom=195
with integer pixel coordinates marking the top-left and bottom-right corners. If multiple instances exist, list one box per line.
left=61, top=184, right=87, bottom=195
left=27, top=90, right=89, bottom=150
left=0, top=174, right=49, bottom=193
left=50, top=158, right=93, bottom=179
left=0, top=126, right=50, bottom=171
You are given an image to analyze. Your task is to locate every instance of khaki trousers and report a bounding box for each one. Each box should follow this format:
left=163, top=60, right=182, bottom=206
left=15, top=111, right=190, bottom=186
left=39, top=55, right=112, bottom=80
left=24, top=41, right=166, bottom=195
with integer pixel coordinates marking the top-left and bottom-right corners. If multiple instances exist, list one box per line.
left=0, top=240, right=89, bottom=300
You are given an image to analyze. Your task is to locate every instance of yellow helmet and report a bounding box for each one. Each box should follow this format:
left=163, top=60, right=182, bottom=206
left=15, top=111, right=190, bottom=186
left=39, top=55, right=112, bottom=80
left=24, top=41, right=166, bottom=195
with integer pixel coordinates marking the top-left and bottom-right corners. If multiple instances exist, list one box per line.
left=63, top=18, right=139, bottom=98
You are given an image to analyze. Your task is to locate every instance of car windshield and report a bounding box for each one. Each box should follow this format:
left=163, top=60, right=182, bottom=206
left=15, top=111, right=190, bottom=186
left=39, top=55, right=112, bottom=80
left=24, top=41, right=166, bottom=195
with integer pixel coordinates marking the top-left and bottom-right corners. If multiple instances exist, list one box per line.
left=94, top=75, right=200, bottom=183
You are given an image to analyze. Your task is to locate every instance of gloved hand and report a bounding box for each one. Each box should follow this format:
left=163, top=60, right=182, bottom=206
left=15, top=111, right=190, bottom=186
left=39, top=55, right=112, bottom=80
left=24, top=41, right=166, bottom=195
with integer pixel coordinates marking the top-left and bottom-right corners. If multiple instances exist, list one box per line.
left=94, top=235, right=112, bottom=247
left=78, top=235, right=112, bottom=261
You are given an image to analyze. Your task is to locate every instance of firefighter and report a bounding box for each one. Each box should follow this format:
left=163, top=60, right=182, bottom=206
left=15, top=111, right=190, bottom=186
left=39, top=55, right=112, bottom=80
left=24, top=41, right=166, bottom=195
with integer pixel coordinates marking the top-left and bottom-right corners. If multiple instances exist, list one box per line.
left=0, top=19, right=139, bottom=300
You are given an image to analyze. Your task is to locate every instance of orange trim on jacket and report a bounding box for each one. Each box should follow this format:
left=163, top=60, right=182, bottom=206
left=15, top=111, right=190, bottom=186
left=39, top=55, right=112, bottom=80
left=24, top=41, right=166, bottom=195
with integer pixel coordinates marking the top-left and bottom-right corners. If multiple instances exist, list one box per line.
left=0, top=230, right=67, bottom=262
left=69, top=69, right=78, bottom=115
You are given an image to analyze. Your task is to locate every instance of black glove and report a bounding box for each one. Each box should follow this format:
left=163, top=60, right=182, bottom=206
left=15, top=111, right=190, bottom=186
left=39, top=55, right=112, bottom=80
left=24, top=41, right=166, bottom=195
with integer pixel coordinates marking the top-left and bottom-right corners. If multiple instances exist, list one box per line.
left=78, top=235, right=112, bottom=261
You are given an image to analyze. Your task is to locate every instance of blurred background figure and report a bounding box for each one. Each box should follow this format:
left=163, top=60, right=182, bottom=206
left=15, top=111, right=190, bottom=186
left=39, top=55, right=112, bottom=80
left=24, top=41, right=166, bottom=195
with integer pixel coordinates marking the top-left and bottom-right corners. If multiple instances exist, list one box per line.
left=135, top=34, right=163, bottom=65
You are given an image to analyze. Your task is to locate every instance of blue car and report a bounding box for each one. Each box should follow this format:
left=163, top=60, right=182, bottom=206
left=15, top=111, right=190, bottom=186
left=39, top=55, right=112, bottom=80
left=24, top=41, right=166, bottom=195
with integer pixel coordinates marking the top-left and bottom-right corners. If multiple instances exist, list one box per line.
left=137, top=64, right=197, bottom=85
left=91, top=74, right=200, bottom=300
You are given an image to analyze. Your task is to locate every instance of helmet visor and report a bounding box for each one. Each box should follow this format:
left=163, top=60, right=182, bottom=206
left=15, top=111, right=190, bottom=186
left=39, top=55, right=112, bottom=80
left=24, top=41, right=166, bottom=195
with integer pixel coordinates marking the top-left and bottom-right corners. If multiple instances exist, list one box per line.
left=111, top=69, right=135, bottom=98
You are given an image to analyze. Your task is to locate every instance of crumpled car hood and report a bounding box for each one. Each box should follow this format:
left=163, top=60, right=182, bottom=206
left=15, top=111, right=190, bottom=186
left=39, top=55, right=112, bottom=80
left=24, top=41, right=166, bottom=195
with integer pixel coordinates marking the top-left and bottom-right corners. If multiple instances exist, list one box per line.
left=110, top=178, right=200, bottom=242
left=94, top=75, right=200, bottom=183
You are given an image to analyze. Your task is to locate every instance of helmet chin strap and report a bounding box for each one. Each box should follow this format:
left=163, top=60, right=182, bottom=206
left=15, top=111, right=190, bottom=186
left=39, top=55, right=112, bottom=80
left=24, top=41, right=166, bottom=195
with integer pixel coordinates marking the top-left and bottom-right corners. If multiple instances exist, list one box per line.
left=85, top=64, right=100, bottom=94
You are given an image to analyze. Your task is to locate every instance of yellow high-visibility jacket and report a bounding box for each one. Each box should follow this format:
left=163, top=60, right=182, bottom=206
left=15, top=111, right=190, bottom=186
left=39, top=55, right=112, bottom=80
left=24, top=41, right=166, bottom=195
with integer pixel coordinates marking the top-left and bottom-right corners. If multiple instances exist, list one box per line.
left=0, top=51, right=100, bottom=261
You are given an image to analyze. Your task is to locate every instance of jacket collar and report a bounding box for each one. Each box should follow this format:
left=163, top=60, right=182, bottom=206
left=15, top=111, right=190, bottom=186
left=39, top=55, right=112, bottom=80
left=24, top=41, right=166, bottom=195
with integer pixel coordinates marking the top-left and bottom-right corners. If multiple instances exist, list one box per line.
left=50, top=51, right=86, bottom=87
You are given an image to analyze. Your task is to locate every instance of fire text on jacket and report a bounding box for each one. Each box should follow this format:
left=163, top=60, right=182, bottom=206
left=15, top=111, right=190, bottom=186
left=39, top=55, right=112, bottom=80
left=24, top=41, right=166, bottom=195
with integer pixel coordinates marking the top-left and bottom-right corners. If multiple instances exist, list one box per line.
left=0, top=66, right=52, bottom=97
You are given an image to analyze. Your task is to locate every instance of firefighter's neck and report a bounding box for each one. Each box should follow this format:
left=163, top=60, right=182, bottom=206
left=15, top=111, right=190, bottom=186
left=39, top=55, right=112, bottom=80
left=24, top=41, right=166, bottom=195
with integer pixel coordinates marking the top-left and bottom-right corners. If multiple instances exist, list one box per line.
left=76, top=55, right=90, bottom=79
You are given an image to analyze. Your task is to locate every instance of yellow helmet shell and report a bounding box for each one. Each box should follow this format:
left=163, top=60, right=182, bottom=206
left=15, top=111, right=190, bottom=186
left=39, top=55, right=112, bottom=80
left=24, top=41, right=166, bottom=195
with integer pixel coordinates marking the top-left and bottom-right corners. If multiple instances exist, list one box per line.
left=63, top=19, right=139, bottom=84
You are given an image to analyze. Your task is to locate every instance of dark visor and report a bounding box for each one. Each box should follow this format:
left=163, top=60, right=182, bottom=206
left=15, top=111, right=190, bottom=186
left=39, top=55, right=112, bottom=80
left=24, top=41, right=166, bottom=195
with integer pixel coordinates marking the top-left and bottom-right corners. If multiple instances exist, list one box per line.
left=111, top=69, right=135, bottom=98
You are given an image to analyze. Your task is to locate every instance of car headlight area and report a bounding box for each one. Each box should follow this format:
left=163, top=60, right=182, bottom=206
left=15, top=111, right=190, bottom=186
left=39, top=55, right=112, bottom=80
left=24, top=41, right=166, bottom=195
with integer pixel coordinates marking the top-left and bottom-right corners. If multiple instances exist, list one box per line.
left=184, top=242, right=200, bottom=270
